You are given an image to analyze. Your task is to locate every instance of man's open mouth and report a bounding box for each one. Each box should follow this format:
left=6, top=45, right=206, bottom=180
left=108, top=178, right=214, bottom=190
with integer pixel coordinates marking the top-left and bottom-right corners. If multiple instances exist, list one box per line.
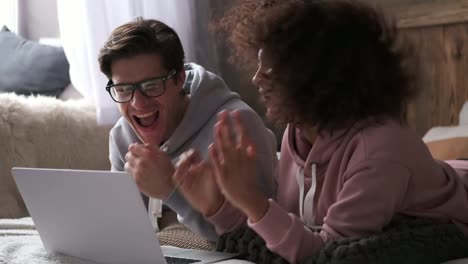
left=134, top=111, right=160, bottom=128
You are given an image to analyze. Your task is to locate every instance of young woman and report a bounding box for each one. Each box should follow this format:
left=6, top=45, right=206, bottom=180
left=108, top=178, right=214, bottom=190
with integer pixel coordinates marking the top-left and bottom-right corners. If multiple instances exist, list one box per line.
left=174, top=0, right=468, bottom=262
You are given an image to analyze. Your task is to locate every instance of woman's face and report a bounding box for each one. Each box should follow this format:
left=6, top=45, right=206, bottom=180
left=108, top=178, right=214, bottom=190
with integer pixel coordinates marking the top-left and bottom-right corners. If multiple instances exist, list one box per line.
left=252, top=49, right=281, bottom=121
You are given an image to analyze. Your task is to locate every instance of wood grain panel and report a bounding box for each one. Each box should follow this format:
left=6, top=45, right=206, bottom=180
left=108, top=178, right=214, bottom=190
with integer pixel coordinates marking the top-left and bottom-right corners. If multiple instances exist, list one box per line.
left=394, top=0, right=468, bottom=28
left=402, top=23, right=468, bottom=135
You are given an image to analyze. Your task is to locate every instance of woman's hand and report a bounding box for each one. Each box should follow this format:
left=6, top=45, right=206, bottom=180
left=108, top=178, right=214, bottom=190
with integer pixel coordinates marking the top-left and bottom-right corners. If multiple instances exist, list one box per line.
left=210, top=110, right=269, bottom=222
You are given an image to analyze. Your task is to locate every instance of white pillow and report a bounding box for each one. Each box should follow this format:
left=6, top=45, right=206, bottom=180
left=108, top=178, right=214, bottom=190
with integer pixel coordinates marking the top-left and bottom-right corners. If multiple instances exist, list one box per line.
left=423, top=101, right=468, bottom=142
left=459, top=101, right=468, bottom=126
left=38, top=37, right=62, bottom=47
left=423, top=125, right=468, bottom=143
left=440, top=258, right=468, bottom=264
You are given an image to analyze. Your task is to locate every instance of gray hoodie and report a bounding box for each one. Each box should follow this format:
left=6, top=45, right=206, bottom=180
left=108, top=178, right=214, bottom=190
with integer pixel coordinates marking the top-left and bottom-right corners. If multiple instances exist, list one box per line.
left=109, top=63, right=277, bottom=241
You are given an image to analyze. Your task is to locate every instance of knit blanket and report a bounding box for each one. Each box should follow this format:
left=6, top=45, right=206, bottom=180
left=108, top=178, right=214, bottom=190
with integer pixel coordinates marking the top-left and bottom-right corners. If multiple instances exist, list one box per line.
left=216, top=217, right=468, bottom=264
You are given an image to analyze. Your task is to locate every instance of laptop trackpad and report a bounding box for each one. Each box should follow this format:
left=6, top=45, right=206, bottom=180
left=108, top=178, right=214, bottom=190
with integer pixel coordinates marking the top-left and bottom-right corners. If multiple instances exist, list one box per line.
left=162, top=246, right=237, bottom=264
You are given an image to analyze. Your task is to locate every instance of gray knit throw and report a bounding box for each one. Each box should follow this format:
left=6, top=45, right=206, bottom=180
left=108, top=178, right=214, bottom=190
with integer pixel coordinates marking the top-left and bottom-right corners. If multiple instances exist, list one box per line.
left=216, top=216, right=468, bottom=264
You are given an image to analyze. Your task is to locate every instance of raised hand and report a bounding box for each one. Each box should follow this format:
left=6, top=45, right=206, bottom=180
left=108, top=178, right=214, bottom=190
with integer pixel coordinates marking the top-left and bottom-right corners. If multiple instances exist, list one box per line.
left=173, top=149, right=224, bottom=216
left=124, top=143, right=175, bottom=199
left=210, top=110, right=269, bottom=222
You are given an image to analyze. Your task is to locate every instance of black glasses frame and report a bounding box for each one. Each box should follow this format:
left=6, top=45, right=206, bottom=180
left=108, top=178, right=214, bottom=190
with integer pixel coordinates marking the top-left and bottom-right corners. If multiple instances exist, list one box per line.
left=105, top=69, right=177, bottom=103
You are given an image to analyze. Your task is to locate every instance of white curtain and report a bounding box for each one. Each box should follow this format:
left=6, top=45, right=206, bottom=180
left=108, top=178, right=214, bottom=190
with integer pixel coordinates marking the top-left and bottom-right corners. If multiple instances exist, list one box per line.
left=57, top=0, right=219, bottom=125
left=0, top=0, right=18, bottom=32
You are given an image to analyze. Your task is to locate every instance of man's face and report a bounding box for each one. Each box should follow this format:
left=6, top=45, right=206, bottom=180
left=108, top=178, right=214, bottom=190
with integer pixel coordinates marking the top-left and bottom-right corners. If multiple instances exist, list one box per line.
left=111, top=53, right=187, bottom=145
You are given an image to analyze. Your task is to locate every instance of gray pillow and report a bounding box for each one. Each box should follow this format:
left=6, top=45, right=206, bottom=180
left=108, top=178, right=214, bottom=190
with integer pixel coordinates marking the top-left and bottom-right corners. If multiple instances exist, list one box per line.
left=0, top=26, right=70, bottom=96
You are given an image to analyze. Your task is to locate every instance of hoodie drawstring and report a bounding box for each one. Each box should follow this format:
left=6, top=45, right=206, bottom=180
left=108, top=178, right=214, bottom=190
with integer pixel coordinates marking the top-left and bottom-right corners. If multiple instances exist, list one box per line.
left=296, top=163, right=320, bottom=230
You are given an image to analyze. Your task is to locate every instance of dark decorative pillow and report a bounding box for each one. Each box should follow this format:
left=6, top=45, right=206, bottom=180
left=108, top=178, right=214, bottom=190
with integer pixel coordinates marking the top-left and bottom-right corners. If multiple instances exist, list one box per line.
left=0, top=26, right=70, bottom=96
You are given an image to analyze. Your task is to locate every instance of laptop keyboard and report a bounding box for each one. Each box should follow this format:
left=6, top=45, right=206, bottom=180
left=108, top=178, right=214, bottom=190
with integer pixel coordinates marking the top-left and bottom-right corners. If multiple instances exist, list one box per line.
left=165, top=256, right=201, bottom=264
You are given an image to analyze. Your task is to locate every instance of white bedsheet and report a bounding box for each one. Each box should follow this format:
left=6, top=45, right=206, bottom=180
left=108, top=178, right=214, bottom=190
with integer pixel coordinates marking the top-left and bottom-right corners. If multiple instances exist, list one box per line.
left=4, top=218, right=463, bottom=264
left=0, top=217, right=94, bottom=264
left=442, top=259, right=468, bottom=264
left=0, top=217, right=252, bottom=264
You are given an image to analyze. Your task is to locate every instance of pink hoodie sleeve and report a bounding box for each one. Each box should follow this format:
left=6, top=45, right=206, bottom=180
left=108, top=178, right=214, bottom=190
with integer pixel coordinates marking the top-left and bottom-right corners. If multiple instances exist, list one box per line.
left=248, top=160, right=411, bottom=263
left=207, top=199, right=247, bottom=234
left=445, top=160, right=468, bottom=179
left=324, top=161, right=410, bottom=237
left=248, top=199, right=329, bottom=263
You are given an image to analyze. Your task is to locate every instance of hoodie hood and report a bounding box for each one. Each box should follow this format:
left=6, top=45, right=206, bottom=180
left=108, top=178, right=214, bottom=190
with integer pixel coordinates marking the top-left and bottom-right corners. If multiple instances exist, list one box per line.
left=288, top=124, right=346, bottom=168
left=161, top=63, right=240, bottom=155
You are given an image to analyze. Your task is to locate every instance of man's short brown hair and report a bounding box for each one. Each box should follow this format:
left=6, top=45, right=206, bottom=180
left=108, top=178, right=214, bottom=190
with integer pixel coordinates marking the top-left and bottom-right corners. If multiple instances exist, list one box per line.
left=98, top=18, right=185, bottom=79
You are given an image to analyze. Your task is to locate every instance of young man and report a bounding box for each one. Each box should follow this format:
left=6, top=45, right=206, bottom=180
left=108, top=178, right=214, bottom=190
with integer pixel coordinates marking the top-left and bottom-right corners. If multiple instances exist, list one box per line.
left=97, top=18, right=277, bottom=243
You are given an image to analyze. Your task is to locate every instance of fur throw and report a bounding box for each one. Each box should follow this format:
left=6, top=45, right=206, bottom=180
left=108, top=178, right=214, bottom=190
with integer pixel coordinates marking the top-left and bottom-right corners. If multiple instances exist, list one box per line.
left=0, top=93, right=111, bottom=218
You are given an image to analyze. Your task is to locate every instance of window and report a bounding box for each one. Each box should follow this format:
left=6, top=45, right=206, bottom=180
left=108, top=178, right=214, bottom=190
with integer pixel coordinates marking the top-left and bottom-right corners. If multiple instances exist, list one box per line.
left=0, top=0, right=18, bottom=32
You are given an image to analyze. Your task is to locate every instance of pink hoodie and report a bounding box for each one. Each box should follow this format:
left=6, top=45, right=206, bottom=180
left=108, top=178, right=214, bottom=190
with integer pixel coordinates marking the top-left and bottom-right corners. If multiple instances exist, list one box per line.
left=243, top=120, right=468, bottom=263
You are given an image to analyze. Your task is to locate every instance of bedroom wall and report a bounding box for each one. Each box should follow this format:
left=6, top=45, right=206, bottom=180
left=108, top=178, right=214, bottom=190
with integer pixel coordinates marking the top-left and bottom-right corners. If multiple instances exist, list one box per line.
left=362, top=0, right=450, bottom=8
left=18, top=0, right=60, bottom=41
left=14, top=0, right=467, bottom=138
left=14, top=0, right=455, bottom=41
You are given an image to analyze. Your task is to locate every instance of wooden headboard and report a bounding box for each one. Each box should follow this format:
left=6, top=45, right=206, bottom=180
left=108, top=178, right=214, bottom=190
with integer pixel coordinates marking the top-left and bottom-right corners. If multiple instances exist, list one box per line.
left=391, top=1, right=468, bottom=136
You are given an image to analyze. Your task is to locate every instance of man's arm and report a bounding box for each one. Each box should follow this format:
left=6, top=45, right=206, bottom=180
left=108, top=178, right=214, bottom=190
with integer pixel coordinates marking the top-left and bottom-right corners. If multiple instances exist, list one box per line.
left=109, top=133, right=125, bottom=172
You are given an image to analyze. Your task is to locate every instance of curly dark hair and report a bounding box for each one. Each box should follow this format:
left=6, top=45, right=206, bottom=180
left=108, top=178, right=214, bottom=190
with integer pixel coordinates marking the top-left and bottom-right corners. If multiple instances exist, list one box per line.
left=98, top=17, right=185, bottom=79
left=218, top=0, right=418, bottom=132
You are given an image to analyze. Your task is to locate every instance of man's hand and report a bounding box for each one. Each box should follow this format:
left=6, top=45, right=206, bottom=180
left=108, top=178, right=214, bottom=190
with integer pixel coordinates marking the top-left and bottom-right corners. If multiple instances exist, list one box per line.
left=124, top=143, right=175, bottom=199
left=173, top=149, right=225, bottom=216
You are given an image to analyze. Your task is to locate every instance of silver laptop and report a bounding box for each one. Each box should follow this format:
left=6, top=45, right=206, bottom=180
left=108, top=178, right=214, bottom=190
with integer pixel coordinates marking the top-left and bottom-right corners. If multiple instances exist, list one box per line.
left=12, top=167, right=237, bottom=264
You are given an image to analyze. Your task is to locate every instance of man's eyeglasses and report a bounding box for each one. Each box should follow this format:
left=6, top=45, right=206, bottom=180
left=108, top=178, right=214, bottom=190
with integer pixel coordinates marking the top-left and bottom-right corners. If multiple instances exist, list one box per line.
left=105, top=69, right=177, bottom=103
